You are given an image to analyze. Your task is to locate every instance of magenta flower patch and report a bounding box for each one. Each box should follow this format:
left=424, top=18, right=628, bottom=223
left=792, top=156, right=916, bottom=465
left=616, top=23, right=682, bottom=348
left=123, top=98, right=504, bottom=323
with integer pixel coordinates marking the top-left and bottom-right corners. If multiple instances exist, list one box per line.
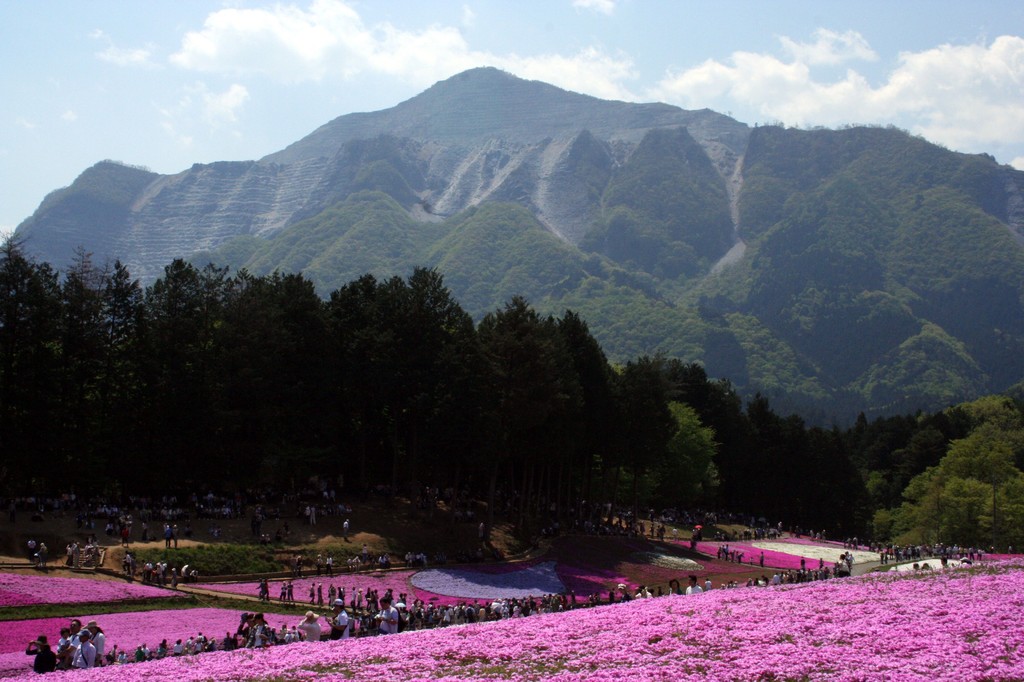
left=0, top=572, right=185, bottom=607
left=3, top=561, right=1024, bottom=680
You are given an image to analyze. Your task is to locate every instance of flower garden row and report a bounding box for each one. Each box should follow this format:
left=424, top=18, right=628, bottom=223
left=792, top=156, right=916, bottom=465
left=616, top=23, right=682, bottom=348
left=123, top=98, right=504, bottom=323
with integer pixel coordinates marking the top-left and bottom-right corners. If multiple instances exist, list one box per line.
left=5, top=559, right=1024, bottom=680
left=0, top=573, right=185, bottom=608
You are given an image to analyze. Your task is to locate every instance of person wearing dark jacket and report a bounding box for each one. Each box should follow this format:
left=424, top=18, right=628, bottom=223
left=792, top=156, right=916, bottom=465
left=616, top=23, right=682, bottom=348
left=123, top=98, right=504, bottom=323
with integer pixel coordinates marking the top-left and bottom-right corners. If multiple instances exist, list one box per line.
left=25, top=635, right=57, bottom=673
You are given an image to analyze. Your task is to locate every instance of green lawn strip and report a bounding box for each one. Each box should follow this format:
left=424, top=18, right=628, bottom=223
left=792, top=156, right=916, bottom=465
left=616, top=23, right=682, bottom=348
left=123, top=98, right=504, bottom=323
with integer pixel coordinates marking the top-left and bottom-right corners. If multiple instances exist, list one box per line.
left=133, top=544, right=282, bottom=575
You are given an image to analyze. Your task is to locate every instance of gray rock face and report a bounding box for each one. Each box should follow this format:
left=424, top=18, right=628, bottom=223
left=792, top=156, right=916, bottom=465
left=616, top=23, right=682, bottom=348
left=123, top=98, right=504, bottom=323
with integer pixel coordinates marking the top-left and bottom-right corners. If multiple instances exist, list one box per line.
left=15, top=67, right=749, bottom=281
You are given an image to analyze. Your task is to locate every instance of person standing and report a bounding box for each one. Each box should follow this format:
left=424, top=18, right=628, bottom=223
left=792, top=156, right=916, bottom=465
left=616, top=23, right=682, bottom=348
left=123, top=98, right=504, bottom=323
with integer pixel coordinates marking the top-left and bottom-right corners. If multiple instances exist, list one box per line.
left=247, top=614, right=270, bottom=648
left=85, top=621, right=105, bottom=666
left=36, top=543, right=48, bottom=570
left=25, top=635, right=57, bottom=673
left=376, top=596, right=400, bottom=635
left=327, top=599, right=350, bottom=640
left=685, top=575, right=703, bottom=595
left=297, top=611, right=322, bottom=642
left=71, top=631, right=96, bottom=669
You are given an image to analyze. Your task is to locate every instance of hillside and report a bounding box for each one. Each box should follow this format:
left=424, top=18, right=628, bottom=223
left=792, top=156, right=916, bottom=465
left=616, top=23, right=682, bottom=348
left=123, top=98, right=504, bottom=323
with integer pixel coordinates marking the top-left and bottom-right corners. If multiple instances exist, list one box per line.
left=4, top=558, right=1022, bottom=680
left=13, top=67, right=1024, bottom=421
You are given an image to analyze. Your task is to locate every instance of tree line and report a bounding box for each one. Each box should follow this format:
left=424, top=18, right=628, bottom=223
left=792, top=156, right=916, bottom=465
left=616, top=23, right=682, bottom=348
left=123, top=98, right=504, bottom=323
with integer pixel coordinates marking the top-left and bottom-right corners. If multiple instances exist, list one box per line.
left=2, top=238, right=1021, bottom=547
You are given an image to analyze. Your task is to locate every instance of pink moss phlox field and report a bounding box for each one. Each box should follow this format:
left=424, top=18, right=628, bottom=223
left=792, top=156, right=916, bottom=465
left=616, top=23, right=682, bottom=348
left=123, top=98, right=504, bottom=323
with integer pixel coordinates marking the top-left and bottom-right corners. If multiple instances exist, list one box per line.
left=691, top=540, right=809, bottom=569
left=0, top=589, right=43, bottom=608
left=0, top=607, right=293, bottom=678
left=7, top=561, right=1024, bottom=681
left=0, top=572, right=184, bottom=607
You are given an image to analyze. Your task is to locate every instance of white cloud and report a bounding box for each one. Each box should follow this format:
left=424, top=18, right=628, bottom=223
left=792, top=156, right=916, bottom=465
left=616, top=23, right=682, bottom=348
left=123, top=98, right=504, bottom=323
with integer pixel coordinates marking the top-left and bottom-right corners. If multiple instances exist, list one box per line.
left=157, top=82, right=248, bottom=148
left=779, top=28, right=877, bottom=66
left=15, top=118, right=37, bottom=130
left=91, top=28, right=155, bottom=67
left=168, top=0, right=637, bottom=97
left=170, top=0, right=371, bottom=83
left=203, top=84, right=250, bottom=125
left=461, top=4, right=476, bottom=28
left=498, top=48, right=637, bottom=101
left=62, top=110, right=78, bottom=122
left=573, top=0, right=616, bottom=15
left=97, top=44, right=155, bottom=67
left=1011, top=156, right=1024, bottom=171
left=651, top=32, right=1024, bottom=155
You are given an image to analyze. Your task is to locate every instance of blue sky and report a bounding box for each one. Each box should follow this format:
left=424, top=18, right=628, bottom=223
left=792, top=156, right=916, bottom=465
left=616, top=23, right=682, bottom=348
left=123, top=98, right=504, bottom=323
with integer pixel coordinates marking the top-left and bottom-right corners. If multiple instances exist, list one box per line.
left=3, top=0, right=1023, bottom=238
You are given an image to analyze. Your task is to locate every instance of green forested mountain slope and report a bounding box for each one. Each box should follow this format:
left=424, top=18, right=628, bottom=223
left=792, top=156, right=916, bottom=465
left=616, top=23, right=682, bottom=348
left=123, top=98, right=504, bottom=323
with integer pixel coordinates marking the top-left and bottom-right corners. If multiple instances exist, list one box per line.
left=15, top=70, right=1024, bottom=422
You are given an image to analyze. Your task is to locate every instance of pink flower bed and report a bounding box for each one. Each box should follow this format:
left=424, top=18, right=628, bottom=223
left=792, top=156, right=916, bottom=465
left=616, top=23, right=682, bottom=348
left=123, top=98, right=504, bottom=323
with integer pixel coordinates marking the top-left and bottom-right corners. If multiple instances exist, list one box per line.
left=0, top=589, right=42, bottom=608
left=3, top=561, right=1023, bottom=680
left=0, top=572, right=184, bottom=607
left=691, top=541, right=809, bottom=570
left=0, top=607, right=295, bottom=678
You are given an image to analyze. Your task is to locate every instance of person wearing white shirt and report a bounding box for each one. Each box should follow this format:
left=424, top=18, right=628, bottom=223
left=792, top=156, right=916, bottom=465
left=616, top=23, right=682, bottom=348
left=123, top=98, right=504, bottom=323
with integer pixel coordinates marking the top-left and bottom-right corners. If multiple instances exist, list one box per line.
left=85, top=621, right=105, bottom=665
left=685, top=575, right=703, bottom=595
left=72, top=631, right=96, bottom=669
left=327, top=600, right=350, bottom=639
left=376, top=596, right=400, bottom=634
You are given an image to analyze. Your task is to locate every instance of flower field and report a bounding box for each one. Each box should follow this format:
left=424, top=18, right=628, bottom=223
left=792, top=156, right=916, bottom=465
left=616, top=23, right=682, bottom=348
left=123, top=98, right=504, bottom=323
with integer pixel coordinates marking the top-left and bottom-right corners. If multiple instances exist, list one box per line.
left=0, top=573, right=184, bottom=608
left=193, top=559, right=628, bottom=606
left=5, top=560, right=1024, bottom=680
left=691, top=538, right=879, bottom=570
left=750, top=541, right=879, bottom=565
left=1, top=607, right=293, bottom=678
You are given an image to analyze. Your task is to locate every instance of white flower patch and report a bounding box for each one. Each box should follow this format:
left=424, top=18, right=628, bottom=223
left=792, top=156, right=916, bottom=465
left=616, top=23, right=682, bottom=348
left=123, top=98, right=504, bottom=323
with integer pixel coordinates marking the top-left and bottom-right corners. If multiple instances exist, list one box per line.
left=630, top=552, right=703, bottom=571
left=751, top=541, right=878, bottom=564
left=410, top=560, right=566, bottom=599
left=890, top=559, right=963, bottom=572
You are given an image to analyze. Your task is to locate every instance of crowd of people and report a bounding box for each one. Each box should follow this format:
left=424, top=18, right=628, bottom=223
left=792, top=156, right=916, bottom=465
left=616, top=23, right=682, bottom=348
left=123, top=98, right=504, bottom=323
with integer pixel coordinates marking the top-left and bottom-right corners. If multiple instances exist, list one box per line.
left=23, top=554, right=886, bottom=677
left=21, top=592, right=412, bottom=673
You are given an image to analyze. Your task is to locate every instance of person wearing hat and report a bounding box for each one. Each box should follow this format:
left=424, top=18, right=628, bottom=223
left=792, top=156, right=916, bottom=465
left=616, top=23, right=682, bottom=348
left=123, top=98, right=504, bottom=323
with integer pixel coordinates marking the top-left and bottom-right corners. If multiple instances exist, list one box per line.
left=86, top=621, right=105, bottom=666
left=376, top=595, right=400, bottom=635
left=25, top=635, right=57, bottom=673
left=71, top=630, right=96, bottom=669
left=297, top=610, right=322, bottom=642
left=326, top=599, right=350, bottom=640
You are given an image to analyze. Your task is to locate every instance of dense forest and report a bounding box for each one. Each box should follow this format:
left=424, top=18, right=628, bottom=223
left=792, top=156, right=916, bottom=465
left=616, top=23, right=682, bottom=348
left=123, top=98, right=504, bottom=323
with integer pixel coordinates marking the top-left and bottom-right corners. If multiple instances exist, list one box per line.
left=2, top=239, right=1022, bottom=549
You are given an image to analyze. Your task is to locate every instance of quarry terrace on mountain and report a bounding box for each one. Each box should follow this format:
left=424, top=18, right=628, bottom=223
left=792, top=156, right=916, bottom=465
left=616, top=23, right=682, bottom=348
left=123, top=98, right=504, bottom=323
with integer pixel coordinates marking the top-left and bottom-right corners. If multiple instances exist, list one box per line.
left=14, top=67, right=1024, bottom=422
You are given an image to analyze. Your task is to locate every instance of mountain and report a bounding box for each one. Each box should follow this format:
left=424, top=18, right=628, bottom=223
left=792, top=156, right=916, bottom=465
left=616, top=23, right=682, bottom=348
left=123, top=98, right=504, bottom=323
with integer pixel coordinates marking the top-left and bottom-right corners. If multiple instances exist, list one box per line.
left=14, top=67, right=1024, bottom=422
